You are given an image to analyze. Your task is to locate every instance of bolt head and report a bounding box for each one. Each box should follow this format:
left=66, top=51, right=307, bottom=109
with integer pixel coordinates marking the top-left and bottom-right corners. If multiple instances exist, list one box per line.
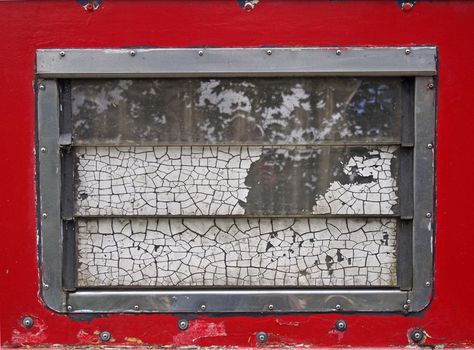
left=266, top=49, right=272, bottom=56
left=405, top=48, right=411, bottom=55
left=426, top=212, right=432, bottom=218
left=39, top=84, right=45, bottom=90
left=129, top=50, right=136, bottom=56
left=22, top=316, right=34, bottom=329
left=336, top=49, right=342, bottom=56
left=268, top=304, right=274, bottom=310
left=426, top=281, right=431, bottom=287
left=198, top=50, right=204, bottom=56
left=335, top=304, right=342, bottom=311
left=335, top=320, right=347, bottom=331
left=427, top=82, right=435, bottom=89
left=59, top=51, right=66, bottom=57
left=427, top=143, right=433, bottom=149
left=410, top=329, right=424, bottom=343
left=178, top=319, right=189, bottom=330
left=67, top=305, right=73, bottom=311
left=100, top=331, right=111, bottom=342
left=200, top=304, right=206, bottom=310
left=43, top=283, right=49, bottom=290
left=134, top=305, right=139, bottom=311
left=42, top=213, right=48, bottom=219
left=256, top=331, right=268, bottom=343
left=403, top=304, right=409, bottom=310
left=40, top=147, right=47, bottom=153
left=244, top=2, right=254, bottom=11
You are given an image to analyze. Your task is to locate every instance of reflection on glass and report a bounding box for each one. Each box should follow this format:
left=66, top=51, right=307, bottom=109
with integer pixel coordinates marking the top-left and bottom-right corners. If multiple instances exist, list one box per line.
left=71, top=78, right=403, bottom=145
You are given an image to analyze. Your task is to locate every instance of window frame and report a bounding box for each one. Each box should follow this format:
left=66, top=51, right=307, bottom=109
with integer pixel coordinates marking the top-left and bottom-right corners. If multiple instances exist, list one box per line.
left=36, top=47, right=436, bottom=313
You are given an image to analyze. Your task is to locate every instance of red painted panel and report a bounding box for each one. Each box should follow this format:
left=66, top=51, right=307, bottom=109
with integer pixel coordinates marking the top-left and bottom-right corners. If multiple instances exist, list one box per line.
left=1, top=1, right=474, bottom=347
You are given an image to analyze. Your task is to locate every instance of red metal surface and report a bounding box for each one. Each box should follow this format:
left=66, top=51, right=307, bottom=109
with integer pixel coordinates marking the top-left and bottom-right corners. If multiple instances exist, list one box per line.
left=1, top=1, right=474, bottom=347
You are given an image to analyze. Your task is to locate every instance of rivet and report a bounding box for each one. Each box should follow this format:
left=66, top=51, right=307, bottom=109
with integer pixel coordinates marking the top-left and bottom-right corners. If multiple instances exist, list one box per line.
left=129, top=50, right=136, bottom=57
left=59, top=51, right=66, bottom=57
left=406, top=299, right=411, bottom=304
left=426, top=212, right=432, bottom=218
left=178, top=319, right=189, bottom=331
left=335, top=304, right=342, bottom=311
left=39, top=83, right=45, bottom=90
left=410, top=329, right=424, bottom=343
left=134, top=305, right=139, bottom=311
left=266, top=49, right=272, bottom=56
left=42, top=213, right=48, bottom=219
left=268, top=304, right=274, bottom=311
left=335, top=319, right=347, bottom=331
left=426, top=281, right=431, bottom=287
left=198, top=50, right=204, bottom=56
left=200, top=304, right=206, bottom=311
left=256, top=331, right=268, bottom=344
left=40, top=147, right=47, bottom=153
left=427, top=82, right=435, bottom=89
left=99, top=330, right=111, bottom=342
left=336, top=49, right=342, bottom=56
left=22, top=316, right=34, bottom=329
left=405, top=48, right=411, bottom=55
left=43, top=283, right=49, bottom=290
left=427, top=143, right=433, bottom=149
left=67, top=305, right=73, bottom=311
left=403, top=304, right=409, bottom=310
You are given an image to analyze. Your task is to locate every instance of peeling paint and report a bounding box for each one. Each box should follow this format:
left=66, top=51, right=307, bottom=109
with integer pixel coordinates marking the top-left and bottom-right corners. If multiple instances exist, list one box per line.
left=172, top=320, right=226, bottom=344
left=11, top=318, right=47, bottom=346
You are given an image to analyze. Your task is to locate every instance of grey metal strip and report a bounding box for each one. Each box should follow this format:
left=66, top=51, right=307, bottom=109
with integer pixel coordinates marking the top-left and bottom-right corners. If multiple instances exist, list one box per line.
left=68, top=289, right=408, bottom=313
left=37, top=47, right=437, bottom=78
left=37, top=79, right=66, bottom=312
left=409, top=76, right=436, bottom=311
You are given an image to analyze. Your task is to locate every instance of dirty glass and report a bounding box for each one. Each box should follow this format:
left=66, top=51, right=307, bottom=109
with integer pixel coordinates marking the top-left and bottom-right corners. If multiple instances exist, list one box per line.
left=71, top=78, right=402, bottom=145
left=70, top=77, right=404, bottom=288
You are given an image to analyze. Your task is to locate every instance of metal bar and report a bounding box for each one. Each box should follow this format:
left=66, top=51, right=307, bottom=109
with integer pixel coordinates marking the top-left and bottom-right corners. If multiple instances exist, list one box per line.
left=37, top=47, right=437, bottom=78
left=72, top=214, right=401, bottom=219
left=399, top=148, right=414, bottom=219
left=62, top=220, right=76, bottom=291
left=409, top=76, right=436, bottom=312
left=397, top=219, right=413, bottom=291
left=67, top=289, right=408, bottom=313
left=37, top=79, right=66, bottom=312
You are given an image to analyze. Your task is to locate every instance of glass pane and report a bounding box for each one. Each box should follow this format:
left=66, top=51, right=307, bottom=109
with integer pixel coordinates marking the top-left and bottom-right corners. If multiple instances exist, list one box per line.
left=77, top=217, right=397, bottom=287
left=75, top=145, right=399, bottom=216
left=71, top=77, right=403, bottom=145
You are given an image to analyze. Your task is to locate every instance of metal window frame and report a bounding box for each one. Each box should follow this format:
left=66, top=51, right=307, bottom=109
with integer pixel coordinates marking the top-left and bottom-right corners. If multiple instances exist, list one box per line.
left=36, top=47, right=436, bottom=314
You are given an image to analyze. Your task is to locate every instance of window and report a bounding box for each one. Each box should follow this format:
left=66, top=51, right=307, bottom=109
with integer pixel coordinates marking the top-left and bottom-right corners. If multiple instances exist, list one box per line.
left=36, top=47, right=436, bottom=313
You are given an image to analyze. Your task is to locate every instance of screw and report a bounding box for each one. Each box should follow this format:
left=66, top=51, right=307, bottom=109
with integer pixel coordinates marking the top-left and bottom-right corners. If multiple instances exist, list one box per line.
left=256, top=331, right=268, bottom=344
left=410, top=329, right=424, bottom=343
left=427, top=143, right=433, bottom=149
left=405, top=48, right=411, bottom=55
left=100, top=330, right=111, bottom=342
left=426, top=281, right=431, bottom=287
left=43, top=283, right=49, bottom=290
left=336, top=49, right=342, bottom=56
left=403, top=304, right=409, bottom=310
left=268, top=304, right=274, bottom=311
left=39, top=83, right=45, bottom=90
left=266, top=49, right=272, bottom=56
left=335, top=320, right=347, bottom=331
left=59, top=51, right=66, bottom=57
left=426, top=212, right=432, bottom=218
left=335, top=304, right=342, bottom=311
left=178, top=319, right=189, bottom=331
left=22, top=316, right=34, bottom=329
left=198, top=50, right=204, bottom=56
left=129, top=50, right=136, bottom=57
left=244, top=2, right=254, bottom=11
left=200, top=304, right=206, bottom=311
left=42, top=213, right=48, bottom=219
left=67, top=305, right=73, bottom=311
left=134, top=305, right=139, bottom=311
left=427, top=82, right=435, bottom=89
left=40, top=147, right=47, bottom=153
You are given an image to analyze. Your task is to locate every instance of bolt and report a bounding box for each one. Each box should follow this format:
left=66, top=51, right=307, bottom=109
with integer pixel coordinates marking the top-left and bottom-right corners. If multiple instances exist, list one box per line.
left=178, top=319, right=189, bottom=331
left=85, top=3, right=95, bottom=11
left=59, top=51, right=66, bottom=57
left=40, top=147, right=47, bottom=153
left=426, top=281, right=431, bottom=287
left=335, top=304, right=342, bottom=311
left=336, top=49, right=342, bottom=56
left=427, top=82, right=435, bottom=90
left=426, top=212, right=432, bottom=218
left=200, top=304, right=206, bottom=311
left=42, top=213, right=48, bottom=219
left=100, top=330, right=111, bottom=342
left=129, top=50, right=136, bottom=57
left=268, top=304, right=274, bottom=311
left=405, top=48, right=411, bottom=55
left=134, top=305, right=139, bottom=311
left=39, top=83, right=45, bottom=90
left=410, top=329, right=424, bottom=343
left=244, top=2, right=254, bottom=11
left=335, top=320, right=347, bottom=331
left=67, top=305, right=73, bottom=311
left=266, top=49, right=272, bottom=56
left=43, top=283, right=49, bottom=290
left=256, top=331, right=268, bottom=344
left=427, top=143, right=433, bottom=149
left=403, top=304, right=409, bottom=310
left=22, top=316, right=34, bottom=329
left=198, top=50, right=204, bottom=56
